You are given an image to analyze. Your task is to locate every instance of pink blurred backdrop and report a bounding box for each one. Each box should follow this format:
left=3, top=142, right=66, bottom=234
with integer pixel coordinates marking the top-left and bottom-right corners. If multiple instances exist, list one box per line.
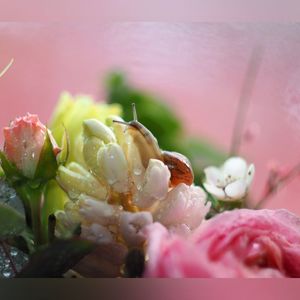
left=1, top=23, right=300, bottom=213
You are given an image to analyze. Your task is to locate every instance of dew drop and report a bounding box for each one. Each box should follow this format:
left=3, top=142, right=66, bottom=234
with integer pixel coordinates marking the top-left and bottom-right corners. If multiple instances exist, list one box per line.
left=10, top=249, right=18, bottom=257
left=133, top=168, right=142, bottom=176
left=68, top=190, right=80, bottom=199
left=107, top=178, right=116, bottom=185
left=2, top=269, right=11, bottom=278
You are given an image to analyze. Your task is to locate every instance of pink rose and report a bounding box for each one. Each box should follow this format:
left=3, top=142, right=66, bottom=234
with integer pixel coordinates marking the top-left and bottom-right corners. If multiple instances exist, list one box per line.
left=143, top=209, right=300, bottom=278
left=3, top=113, right=58, bottom=179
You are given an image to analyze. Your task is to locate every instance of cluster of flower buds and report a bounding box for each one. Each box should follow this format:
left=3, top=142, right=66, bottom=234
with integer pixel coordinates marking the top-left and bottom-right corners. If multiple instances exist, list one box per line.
left=0, top=97, right=256, bottom=250
left=56, top=113, right=210, bottom=248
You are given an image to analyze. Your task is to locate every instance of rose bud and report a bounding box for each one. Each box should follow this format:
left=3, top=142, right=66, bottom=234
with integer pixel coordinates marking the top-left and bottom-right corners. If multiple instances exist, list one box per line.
left=2, top=113, right=60, bottom=181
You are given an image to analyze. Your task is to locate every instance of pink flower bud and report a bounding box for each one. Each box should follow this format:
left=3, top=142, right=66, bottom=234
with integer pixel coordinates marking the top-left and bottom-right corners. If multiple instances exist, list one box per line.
left=3, top=113, right=47, bottom=178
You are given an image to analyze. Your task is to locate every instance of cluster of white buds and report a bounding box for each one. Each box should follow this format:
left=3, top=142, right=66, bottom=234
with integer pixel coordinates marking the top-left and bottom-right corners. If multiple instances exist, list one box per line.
left=56, top=111, right=210, bottom=247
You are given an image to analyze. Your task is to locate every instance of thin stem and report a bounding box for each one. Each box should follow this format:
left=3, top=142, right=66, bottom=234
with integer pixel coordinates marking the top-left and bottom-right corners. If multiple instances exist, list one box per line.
left=255, top=162, right=300, bottom=209
left=0, top=58, right=14, bottom=78
left=1, top=241, right=17, bottom=275
left=16, top=184, right=46, bottom=246
left=230, top=45, right=263, bottom=156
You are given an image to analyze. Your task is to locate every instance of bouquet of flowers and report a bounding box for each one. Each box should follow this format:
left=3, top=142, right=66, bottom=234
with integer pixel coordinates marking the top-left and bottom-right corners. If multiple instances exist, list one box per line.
left=1, top=58, right=300, bottom=278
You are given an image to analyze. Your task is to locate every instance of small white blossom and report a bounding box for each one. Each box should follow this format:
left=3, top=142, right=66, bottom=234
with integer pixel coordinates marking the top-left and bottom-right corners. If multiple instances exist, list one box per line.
left=78, top=196, right=122, bottom=245
left=120, top=211, right=153, bottom=247
left=81, top=223, right=114, bottom=244
left=153, top=183, right=210, bottom=231
left=203, top=156, right=255, bottom=201
left=78, top=196, right=121, bottom=226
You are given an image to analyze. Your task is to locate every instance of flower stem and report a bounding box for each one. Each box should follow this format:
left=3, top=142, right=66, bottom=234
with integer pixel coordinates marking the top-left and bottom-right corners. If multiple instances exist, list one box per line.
left=255, top=162, right=300, bottom=209
left=0, top=58, right=14, bottom=78
left=229, top=44, right=263, bottom=156
left=16, top=184, right=46, bottom=246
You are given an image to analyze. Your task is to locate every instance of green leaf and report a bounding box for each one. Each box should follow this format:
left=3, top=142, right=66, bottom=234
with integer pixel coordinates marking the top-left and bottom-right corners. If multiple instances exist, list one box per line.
left=0, top=151, right=23, bottom=184
left=0, top=203, right=26, bottom=240
left=6, top=230, right=35, bottom=254
left=0, top=166, right=4, bottom=177
left=0, top=179, right=25, bottom=215
left=41, top=180, right=68, bottom=242
left=17, top=239, right=95, bottom=278
left=106, top=72, right=183, bottom=149
left=56, top=127, right=70, bottom=165
left=34, top=130, right=58, bottom=182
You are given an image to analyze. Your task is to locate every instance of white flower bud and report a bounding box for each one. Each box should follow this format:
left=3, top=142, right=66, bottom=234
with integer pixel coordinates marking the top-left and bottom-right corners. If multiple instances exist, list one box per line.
left=83, top=119, right=116, bottom=144
left=120, top=211, right=153, bottom=247
left=81, top=223, right=114, bottom=244
left=57, top=162, right=108, bottom=200
left=133, top=159, right=170, bottom=209
left=97, top=143, right=130, bottom=193
left=82, top=136, right=104, bottom=176
left=78, top=196, right=121, bottom=226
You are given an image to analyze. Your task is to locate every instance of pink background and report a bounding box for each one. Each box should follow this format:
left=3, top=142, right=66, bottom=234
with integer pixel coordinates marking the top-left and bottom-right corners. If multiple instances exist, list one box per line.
left=1, top=23, right=300, bottom=213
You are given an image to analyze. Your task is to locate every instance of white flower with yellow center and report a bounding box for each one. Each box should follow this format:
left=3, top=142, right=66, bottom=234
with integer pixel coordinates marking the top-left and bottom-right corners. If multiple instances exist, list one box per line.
left=203, top=157, right=255, bottom=201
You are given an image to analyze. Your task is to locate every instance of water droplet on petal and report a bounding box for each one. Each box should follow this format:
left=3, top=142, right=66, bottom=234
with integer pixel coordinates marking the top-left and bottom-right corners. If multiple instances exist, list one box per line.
left=2, top=269, right=11, bottom=278
left=10, top=249, right=18, bottom=257
left=133, top=168, right=142, bottom=176
left=107, top=178, right=116, bottom=185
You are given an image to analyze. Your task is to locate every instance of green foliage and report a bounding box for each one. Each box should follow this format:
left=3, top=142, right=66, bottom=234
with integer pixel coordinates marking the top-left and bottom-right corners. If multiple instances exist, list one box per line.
left=0, top=151, right=22, bottom=184
left=56, top=128, right=70, bottom=165
left=17, top=238, right=95, bottom=277
left=34, top=131, right=58, bottom=183
left=41, top=180, right=68, bottom=242
left=0, top=203, right=26, bottom=240
left=106, top=72, right=182, bottom=150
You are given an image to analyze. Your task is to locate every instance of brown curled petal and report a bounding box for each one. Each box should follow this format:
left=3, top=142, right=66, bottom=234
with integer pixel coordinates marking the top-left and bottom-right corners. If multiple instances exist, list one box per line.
left=47, top=129, right=62, bottom=156
left=163, top=151, right=194, bottom=186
